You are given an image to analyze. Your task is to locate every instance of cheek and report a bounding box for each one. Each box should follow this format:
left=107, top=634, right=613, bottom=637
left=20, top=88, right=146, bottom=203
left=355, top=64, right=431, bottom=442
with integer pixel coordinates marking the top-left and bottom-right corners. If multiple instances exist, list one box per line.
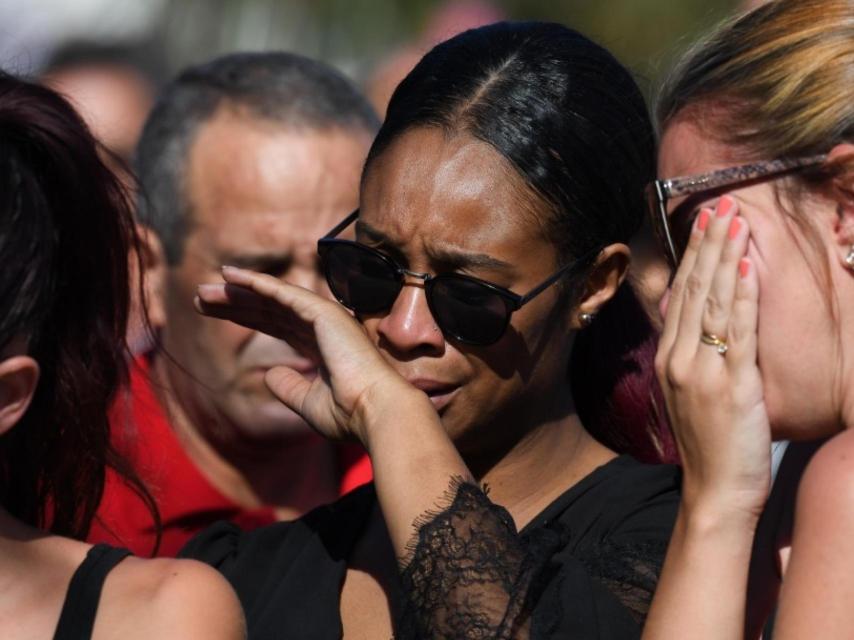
left=754, top=259, right=837, bottom=433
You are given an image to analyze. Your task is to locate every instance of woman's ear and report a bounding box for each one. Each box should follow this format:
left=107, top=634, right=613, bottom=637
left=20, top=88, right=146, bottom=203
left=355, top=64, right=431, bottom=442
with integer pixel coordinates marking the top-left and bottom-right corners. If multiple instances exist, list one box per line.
left=0, top=355, right=39, bottom=437
left=572, top=243, right=631, bottom=329
left=827, top=144, right=854, bottom=269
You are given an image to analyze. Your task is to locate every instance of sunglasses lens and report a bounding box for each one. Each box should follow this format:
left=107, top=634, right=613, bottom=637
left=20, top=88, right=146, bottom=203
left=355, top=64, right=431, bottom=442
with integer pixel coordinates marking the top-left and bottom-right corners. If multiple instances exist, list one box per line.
left=669, top=207, right=700, bottom=266
left=323, top=243, right=401, bottom=313
left=429, top=277, right=512, bottom=345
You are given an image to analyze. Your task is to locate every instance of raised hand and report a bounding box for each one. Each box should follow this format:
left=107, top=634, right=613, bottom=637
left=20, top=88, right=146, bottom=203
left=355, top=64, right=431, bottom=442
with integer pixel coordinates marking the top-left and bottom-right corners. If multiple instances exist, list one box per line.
left=655, top=195, right=771, bottom=519
left=195, top=266, right=430, bottom=445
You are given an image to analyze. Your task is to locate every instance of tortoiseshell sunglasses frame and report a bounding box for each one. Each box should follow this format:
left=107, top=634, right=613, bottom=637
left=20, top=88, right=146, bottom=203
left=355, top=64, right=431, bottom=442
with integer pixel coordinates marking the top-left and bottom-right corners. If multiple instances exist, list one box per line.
left=646, top=154, right=827, bottom=270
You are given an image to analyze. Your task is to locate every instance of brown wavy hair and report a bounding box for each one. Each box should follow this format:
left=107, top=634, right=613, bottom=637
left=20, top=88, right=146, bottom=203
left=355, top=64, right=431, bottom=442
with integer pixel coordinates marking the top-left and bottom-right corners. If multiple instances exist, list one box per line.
left=0, top=70, right=157, bottom=539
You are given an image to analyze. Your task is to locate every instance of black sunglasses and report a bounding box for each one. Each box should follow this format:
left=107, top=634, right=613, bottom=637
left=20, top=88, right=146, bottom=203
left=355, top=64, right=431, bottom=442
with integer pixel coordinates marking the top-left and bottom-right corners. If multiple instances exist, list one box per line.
left=317, top=211, right=598, bottom=346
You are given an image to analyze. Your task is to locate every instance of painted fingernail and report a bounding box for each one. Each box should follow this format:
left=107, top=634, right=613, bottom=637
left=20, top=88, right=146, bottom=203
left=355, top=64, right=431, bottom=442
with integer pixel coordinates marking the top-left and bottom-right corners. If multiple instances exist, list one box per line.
left=697, top=209, right=711, bottom=231
left=739, top=258, right=750, bottom=278
left=728, top=217, right=741, bottom=240
left=717, top=196, right=734, bottom=218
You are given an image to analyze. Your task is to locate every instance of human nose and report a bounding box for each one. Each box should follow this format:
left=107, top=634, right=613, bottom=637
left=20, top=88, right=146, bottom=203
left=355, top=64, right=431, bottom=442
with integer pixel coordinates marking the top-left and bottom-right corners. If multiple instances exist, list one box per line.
left=375, top=279, right=444, bottom=354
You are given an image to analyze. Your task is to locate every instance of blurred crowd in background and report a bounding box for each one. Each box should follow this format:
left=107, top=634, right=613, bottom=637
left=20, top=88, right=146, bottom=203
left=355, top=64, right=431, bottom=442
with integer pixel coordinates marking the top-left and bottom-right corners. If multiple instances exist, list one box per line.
left=0, top=0, right=758, bottom=167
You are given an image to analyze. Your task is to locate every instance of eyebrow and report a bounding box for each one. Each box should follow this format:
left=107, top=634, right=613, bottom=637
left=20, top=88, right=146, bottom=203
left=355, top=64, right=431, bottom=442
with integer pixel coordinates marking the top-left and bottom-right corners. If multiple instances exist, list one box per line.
left=356, top=220, right=513, bottom=271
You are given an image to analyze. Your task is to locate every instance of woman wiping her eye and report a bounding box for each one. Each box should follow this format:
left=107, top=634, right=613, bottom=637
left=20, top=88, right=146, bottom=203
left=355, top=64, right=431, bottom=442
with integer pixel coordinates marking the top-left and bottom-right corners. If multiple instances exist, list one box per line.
left=187, top=21, right=680, bottom=639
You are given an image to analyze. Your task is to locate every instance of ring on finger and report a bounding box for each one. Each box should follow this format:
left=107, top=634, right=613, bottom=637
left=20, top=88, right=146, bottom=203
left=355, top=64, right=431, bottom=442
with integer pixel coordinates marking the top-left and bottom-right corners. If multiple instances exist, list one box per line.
left=700, top=332, right=728, bottom=356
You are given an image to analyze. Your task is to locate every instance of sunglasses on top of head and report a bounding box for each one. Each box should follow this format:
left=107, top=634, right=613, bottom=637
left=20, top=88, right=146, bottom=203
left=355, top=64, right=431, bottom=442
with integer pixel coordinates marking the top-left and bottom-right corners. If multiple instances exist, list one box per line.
left=317, top=210, right=598, bottom=346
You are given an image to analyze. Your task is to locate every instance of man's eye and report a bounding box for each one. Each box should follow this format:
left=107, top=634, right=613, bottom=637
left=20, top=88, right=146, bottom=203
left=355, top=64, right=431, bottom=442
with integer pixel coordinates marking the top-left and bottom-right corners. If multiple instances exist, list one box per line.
left=257, top=259, right=293, bottom=277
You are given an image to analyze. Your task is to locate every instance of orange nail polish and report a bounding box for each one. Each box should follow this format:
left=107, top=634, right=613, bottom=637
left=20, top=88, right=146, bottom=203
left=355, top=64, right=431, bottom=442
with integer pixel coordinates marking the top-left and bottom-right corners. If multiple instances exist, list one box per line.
left=697, top=209, right=711, bottom=231
left=739, top=258, right=750, bottom=278
left=717, top=196, right=734, bottom=217
left=728, top=217, right=741, bottom=239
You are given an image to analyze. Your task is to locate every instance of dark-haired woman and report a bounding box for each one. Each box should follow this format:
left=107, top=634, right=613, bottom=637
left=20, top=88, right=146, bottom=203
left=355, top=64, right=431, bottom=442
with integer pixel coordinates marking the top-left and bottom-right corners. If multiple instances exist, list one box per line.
left=187, top=22, right=679, bottom=639
left=0, top=71, right=245, bottom=639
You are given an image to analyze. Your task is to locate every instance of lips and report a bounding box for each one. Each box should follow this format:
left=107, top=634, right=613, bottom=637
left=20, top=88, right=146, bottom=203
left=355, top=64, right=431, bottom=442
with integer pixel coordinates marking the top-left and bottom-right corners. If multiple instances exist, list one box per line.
left=406, top=378, right=461, bottom=412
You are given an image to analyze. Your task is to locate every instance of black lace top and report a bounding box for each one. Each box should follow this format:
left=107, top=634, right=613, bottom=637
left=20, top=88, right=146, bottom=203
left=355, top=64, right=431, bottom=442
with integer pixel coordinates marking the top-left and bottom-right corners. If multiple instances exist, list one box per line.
left=181, top=455, right=680, bottom=639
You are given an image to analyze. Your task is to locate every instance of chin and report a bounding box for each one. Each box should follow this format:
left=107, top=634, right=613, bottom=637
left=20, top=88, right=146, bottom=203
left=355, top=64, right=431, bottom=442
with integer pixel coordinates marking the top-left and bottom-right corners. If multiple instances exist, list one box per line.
left=230, top=402, right=318, bottom=443
left=768, top=403, right=842, bottom=442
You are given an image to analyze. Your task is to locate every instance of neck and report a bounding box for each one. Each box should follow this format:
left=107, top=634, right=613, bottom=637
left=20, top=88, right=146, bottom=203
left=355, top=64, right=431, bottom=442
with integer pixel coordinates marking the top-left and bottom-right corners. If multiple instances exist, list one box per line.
left=151, top=358, right=339, bottom=518
left=0, top=507, right=67, bottom=577
left=840, top=338, right=854, bottom=431
left=462, top=398, right=616, bottom=531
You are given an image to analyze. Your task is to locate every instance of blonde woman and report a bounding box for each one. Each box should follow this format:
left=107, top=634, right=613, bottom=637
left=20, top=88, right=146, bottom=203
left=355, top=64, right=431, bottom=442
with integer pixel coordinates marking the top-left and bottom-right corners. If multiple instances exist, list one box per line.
left=642, top=1, right=854, bottom=637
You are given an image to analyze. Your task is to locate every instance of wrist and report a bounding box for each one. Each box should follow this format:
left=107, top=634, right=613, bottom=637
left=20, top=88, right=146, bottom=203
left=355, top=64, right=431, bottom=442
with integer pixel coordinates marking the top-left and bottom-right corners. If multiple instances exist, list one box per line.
left=350, top=379, right=440, bottom=452
left=679, top=490, right=763, bottom=538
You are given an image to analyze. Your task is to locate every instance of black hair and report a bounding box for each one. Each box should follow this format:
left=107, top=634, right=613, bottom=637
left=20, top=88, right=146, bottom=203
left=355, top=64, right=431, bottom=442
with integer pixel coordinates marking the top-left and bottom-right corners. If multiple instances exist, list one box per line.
left=366, top=21, right=656, bottom=269
left=136, top=51, right=380, bottom=264
left=364, top=22, right=673, bottom=461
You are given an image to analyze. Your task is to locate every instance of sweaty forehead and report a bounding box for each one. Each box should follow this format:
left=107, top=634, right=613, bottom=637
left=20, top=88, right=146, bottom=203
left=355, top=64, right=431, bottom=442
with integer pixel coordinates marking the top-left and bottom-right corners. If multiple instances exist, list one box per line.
left=360, top=127, right=545, bottom=258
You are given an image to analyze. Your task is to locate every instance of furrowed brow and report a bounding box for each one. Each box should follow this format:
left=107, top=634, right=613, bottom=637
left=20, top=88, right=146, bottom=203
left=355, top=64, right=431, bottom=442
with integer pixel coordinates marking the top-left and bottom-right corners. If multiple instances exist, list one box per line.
left=355, top=220, right=512, bottom=271
left=427, top=245, right=513, bottom=271
left=355, top=220, right=391, bottom=244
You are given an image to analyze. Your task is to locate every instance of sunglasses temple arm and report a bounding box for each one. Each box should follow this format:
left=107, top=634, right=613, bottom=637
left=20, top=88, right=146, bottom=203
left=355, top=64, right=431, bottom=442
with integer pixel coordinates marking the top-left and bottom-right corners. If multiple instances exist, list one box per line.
left=322, top=209, right=360, bottom=239
left=518, top=250, right=599, bottom=306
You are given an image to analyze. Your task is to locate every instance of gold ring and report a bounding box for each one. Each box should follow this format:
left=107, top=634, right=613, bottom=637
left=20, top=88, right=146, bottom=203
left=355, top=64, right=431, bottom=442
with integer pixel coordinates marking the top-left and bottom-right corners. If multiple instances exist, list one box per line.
left=700, top=332, right=728, bottom=355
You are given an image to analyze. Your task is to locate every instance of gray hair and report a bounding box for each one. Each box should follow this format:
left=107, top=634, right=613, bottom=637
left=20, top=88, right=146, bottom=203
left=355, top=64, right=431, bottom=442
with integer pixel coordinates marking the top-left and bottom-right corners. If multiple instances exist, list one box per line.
left=135, top=51, right=380, bottom=264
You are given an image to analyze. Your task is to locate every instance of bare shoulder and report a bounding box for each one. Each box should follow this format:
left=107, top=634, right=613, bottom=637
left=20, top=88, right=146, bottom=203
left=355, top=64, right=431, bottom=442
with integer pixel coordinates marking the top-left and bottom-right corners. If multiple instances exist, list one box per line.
left=774, top=430, right=854, bottom=638
left=93, top=556, right=246, bottom=640
left=795, top=429, right=854, bottom=526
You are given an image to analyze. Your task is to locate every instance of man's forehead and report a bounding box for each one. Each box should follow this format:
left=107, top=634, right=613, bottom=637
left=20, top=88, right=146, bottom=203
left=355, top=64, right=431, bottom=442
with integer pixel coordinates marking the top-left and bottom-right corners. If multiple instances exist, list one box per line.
left=185, top=112, right=366, bottom=240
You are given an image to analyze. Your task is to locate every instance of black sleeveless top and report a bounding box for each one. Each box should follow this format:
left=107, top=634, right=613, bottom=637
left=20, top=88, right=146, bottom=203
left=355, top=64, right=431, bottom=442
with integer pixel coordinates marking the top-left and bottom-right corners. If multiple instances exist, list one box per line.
left=53, top=544, right=131, bottom=640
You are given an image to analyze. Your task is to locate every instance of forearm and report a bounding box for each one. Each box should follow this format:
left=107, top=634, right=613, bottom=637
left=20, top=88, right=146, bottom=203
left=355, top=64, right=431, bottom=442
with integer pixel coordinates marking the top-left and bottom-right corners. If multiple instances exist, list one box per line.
left=356, top=387, right=533, bottom=639
left=643, top=501, right=759, bottom=640
left=355, top=384, right=473, bottom=559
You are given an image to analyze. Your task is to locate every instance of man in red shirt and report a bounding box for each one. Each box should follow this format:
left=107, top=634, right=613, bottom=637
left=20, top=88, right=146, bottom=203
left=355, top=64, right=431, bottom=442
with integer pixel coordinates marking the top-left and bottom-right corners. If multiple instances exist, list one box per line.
left=90, top=53, right=376, bottom=556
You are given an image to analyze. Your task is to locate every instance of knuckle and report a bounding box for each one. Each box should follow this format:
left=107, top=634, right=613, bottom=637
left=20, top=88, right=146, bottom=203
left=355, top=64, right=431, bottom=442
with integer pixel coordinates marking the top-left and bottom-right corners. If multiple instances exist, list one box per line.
left=703, top=296, right=727, bottom=323
left=654, top=352, right=669, bottom=382
left=665, top=359, right=691, bottom=388
left=686, top=228, right=703, bottom=251
left=684, top=273, right=705, bottom=299
left=728, top=321, right=752, bottom=345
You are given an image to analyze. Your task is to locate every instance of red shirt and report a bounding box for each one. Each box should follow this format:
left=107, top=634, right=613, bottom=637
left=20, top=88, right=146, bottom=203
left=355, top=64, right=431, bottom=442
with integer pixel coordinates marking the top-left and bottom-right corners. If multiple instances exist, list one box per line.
left=89, top=358, right=372, bottom=556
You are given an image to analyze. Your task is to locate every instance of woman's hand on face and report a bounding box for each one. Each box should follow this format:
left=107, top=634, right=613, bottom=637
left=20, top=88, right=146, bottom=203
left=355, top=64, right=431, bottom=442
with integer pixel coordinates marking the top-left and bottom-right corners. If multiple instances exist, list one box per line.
left=195, top=266, right=427, bottom=446
left=656, top=195, right=771, bottom=521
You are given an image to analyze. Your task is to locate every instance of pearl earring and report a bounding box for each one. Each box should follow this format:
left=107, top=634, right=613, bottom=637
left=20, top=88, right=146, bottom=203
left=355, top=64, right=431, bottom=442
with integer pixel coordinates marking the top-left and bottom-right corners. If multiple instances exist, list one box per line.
left=846, top=246, right=854, bottom=269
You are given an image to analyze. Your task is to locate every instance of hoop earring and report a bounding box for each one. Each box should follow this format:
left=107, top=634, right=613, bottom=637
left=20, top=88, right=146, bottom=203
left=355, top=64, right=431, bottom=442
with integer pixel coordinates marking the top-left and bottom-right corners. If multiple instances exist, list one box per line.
left=579, top=312, right=596, bottom=328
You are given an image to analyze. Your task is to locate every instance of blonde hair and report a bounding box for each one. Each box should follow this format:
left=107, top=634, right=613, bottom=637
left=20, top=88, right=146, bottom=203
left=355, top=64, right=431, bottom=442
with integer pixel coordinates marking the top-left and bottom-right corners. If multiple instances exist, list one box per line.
left=657, top=0, right=853, bottom=159
left=658, top=0, right=854, bottom=417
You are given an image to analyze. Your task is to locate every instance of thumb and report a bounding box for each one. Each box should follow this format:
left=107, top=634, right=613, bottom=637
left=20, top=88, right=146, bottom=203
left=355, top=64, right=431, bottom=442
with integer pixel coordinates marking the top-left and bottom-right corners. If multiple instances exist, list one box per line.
left=264, top=366, right=312, bottom=417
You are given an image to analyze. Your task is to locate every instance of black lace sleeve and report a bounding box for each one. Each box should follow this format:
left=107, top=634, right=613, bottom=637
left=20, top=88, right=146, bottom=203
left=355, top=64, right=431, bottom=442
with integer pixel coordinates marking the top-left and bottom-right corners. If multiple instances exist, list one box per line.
left=395, top=477, right=671, bottom=639
left=397, top=478, right=538, bottom=639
